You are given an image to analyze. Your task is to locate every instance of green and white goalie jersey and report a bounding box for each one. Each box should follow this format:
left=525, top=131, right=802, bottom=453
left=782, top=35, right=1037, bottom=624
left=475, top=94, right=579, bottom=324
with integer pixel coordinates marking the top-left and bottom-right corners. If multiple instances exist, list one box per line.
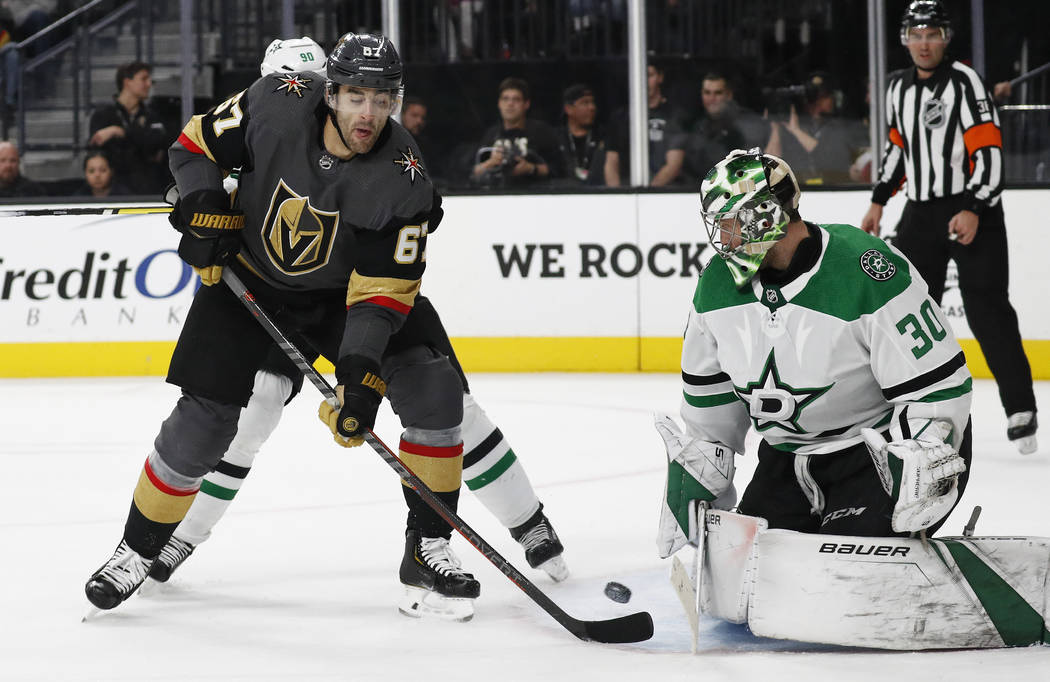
left=682, top=223, right=972, bottom=456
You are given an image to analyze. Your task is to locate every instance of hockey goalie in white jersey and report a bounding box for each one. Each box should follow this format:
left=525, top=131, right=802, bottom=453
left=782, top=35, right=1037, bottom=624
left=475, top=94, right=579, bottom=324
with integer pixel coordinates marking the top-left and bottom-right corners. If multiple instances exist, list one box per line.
left=656, top=149, right=1050, bottom=650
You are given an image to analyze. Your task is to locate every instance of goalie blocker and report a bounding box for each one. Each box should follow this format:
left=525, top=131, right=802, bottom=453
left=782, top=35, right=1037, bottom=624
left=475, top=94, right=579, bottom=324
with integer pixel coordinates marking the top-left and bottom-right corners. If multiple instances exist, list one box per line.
left=680, top=508, right=1050, bottom=650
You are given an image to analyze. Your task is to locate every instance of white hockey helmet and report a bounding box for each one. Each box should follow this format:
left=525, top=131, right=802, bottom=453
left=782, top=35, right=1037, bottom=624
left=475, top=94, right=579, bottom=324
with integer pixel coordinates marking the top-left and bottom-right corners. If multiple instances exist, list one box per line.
left=260, top=36, right=326, bottom=76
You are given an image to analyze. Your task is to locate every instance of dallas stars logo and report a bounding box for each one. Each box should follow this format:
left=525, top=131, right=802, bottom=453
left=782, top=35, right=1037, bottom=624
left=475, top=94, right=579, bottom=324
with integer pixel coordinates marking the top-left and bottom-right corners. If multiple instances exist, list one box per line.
left=273, top=74, right=311, bottom=98
left=860, top=249, right=896, bottom=281
left=394, top=147, right=426, bottom=183
left=734, top=349, right=832, bottom=434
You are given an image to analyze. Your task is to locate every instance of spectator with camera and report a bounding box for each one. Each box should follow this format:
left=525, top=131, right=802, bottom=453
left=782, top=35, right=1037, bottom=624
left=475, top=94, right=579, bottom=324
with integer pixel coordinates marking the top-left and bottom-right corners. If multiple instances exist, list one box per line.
left=555, top=83, right=606, bottom=186
left=470, top=77, right=563, bottom=188
left=683, top=72, right=776, bottom=183
left=769, top=72, right=868, bottom=185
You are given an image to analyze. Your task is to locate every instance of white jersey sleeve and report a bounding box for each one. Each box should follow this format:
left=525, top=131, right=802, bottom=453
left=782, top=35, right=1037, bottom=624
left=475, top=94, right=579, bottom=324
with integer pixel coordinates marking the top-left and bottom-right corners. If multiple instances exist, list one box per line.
left=867, top=244, right=972, bottom=449
left=680, top=305, right=750, bottom=455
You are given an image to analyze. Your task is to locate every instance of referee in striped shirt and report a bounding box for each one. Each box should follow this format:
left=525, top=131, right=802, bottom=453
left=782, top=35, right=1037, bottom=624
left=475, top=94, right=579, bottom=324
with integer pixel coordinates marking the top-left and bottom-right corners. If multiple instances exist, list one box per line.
left=860, top=0, right=1037, bottom=454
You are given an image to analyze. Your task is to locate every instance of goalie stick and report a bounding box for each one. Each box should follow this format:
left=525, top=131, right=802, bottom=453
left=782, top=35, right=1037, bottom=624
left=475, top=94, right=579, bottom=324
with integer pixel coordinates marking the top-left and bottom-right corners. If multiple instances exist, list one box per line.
left=221, top=268, right=654, bottom=644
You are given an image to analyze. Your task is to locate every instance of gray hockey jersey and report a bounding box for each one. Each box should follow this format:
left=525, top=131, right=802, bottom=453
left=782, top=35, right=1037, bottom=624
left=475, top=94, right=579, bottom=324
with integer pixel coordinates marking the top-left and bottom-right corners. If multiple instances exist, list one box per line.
left=169, top=72, right=434, bottom=314
left=681, top=223, right=972, bottom=456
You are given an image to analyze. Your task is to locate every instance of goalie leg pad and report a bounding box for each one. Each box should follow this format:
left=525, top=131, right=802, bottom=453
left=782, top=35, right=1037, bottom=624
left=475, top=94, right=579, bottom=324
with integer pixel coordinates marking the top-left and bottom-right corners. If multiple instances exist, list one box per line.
left=698, top=509, right=767, bottom=624
left=748, top=530, right=1050, bottom=649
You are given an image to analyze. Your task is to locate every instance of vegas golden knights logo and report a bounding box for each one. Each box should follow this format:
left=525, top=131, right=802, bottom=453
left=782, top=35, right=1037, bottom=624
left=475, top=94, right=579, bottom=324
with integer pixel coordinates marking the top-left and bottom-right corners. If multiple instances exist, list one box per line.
left=261, top=179, right=339, bottom=275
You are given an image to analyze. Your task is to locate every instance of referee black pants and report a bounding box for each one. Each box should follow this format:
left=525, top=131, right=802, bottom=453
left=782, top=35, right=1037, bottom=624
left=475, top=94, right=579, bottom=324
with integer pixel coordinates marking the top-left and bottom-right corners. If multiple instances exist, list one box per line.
left=892, top=196, right=1036, bottom=416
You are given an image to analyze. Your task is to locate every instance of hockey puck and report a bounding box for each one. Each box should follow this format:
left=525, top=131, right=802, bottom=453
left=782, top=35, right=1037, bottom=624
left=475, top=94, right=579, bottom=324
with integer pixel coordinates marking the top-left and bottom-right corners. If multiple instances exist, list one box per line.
left=604, top=581, right=632, bottom=603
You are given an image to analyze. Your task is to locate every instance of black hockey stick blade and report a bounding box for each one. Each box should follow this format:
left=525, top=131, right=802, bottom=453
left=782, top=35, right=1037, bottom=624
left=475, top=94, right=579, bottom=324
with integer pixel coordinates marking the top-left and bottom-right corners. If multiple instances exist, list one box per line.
left=221, top=268, right=655, bottom=644
left=578, top=611, right=655, bottom=643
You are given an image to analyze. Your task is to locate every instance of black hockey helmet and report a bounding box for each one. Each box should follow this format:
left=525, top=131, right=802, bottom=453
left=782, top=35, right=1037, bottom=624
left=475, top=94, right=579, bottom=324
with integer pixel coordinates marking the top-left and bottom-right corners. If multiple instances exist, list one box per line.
left=326, top=32, right=403, bottom=91
left=900, top=0, right=952, bottom=45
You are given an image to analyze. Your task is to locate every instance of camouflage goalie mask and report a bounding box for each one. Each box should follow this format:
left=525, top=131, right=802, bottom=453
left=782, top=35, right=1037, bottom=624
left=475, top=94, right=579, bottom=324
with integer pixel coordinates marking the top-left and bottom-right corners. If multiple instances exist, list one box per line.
left=699, top=149, right=801, bottom=287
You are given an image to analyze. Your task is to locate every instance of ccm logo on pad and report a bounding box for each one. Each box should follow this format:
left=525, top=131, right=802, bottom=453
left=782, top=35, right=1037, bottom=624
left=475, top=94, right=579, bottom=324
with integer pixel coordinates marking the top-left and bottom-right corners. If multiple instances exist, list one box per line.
left=818, top=543, right=910, bottom=557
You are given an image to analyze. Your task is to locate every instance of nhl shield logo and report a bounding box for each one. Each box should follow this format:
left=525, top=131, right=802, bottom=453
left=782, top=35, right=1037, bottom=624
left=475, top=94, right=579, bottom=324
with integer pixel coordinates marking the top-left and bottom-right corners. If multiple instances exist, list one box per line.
left=860, top=249, right=896, bottom=281
left=922, top=98, right=946, bottom=129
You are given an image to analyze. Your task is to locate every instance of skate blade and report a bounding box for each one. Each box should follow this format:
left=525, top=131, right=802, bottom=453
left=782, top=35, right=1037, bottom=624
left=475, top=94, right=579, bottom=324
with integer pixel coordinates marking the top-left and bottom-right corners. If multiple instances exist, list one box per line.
left=1015, top=435, right=1038, bottom=455
left=537, top=555, right=570, bottom=583
left=81, top=606, right=102, bottom=623
left=397, top=586, right=475, bottom=622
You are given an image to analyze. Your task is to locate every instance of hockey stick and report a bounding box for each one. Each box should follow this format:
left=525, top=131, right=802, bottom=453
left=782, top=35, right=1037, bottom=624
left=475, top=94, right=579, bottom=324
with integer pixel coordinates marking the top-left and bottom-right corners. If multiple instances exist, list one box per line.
left=0, top=205, right=171, bottom=217
left=221, top=268, right=654, bottom=644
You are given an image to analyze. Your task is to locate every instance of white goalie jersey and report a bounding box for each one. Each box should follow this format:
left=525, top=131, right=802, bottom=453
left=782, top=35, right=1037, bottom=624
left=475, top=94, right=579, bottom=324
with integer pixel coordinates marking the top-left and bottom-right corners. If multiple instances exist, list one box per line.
left=681, top=223, right=972, bottom=456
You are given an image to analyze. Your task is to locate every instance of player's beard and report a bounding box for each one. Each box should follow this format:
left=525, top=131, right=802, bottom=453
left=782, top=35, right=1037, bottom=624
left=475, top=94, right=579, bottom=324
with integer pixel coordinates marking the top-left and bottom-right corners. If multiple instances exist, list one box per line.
left=341, top=113, right=384, bottom=155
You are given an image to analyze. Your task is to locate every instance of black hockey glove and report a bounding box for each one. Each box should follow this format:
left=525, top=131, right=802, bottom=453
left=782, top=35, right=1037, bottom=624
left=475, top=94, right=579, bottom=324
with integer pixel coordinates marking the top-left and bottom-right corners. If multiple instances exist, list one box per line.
left=429, top=189, right=444, bottom=233
left=318, top=355, right=386, bottom=448
left=168, top=188, right=245, bottom=286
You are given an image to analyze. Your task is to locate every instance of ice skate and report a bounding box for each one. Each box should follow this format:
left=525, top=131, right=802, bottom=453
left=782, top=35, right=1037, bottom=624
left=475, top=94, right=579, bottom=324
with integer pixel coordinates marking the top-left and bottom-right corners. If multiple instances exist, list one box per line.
left=147, top=536, right=196, bottom=583
left=398, top=530, right=480, bottom=621
left=510, top=506, right=569, bottom=582
left=1007, top=411, right=1038, bottom=455
left=84, top=540, right=154, bottom=610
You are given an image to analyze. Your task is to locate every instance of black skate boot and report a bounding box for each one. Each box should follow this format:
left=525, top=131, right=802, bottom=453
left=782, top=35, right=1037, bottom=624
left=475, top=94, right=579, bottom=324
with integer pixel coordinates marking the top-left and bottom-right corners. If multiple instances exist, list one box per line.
left=85, top=540, right=154, bottom=610
left=510, top=505, right=569, bottom=582
left=399, top=530, right=480, bottom=621
left=1007, top=412, right=1038, bottom=455
left=148, top=536, right=196, bottom=583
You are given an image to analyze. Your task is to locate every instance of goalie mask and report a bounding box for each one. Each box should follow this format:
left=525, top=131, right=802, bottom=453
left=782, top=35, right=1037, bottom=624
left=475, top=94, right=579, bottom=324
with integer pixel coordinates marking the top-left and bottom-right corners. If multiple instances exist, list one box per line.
left=260, top=36, right=326, bottom=76
left=699, top=149, right=801, bottom=287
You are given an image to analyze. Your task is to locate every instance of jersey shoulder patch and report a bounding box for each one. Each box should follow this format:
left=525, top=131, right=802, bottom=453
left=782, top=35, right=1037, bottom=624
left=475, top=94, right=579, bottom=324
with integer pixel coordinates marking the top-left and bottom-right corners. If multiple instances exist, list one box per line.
left=247, top=74, right=324, bottom=126
left=791, top=224, right=913, bottom=321
left=367, top=123, right=433, bottom=221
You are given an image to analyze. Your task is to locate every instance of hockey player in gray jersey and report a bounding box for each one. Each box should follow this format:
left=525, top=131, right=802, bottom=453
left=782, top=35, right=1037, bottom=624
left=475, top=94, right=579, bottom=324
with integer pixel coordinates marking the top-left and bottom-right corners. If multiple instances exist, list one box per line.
left=147, top=37, right=567, bottom=599
left=656, top=148, right=972, bottom=557
left=84, top=32, right=505, bottom=621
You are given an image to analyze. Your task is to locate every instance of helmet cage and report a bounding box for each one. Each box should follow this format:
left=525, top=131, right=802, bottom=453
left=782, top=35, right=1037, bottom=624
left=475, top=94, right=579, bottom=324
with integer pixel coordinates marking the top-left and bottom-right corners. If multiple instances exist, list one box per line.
left=702, top=199, right=787, bottom=260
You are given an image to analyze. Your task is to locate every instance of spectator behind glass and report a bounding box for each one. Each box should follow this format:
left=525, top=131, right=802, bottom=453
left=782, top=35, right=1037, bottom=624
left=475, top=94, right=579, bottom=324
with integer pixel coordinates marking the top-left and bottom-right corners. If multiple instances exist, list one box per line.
left=88, top=61, right=172, bottom=196
left=555, top=83, right=606, bottom=186
left=0, top=139, right=44, bottom=197
left=684, top=73, right=777, bottom=182
left=470, top=77, right=564, bottom=188
left=401, top=94, right=446, bottom=183
left=772, top=72, right=868, bottom=185
left=604, top=64, right=687, bottom=187
left=74, top=150, right=131, bottom=198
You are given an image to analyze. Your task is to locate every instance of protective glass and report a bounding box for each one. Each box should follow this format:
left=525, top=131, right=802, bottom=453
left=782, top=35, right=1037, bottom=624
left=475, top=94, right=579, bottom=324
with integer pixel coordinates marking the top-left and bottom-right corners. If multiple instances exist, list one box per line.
left=326, top=84, right=403, bottom=117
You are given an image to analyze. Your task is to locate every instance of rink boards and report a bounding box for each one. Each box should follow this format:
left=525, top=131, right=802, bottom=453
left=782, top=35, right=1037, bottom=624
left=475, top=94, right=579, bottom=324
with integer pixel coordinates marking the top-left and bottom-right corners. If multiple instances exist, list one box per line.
left=1, top=189, right=1047, bottom=378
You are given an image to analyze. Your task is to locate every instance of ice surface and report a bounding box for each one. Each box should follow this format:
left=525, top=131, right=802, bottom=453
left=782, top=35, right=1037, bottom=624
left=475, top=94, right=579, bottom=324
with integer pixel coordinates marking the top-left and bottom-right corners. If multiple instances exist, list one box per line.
left=1, top=374, right=1047, bottom=681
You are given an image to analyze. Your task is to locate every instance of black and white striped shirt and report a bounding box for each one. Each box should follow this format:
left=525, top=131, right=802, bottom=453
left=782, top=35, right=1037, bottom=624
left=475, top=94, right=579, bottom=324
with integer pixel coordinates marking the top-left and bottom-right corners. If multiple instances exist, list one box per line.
left=872, top=60, right=1002, bottom=212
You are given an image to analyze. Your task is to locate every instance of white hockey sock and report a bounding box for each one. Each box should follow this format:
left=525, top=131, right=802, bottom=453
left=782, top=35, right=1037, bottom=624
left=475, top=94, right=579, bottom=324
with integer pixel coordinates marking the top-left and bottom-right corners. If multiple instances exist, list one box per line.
left=174, top=370, right=292, bottom=546
left=460, top=393, right=540, bottom=529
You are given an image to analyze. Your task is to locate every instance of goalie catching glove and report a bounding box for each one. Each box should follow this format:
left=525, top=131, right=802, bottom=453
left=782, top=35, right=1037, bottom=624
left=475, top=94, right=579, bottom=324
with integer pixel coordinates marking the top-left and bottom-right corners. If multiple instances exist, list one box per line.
left=166, top=186, right=245, bottom=286
left=318, top=356, right=386, bottom=447
left=860, top=421, right=966, bottom=533
left=655, top=414, right=736, bottom=558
